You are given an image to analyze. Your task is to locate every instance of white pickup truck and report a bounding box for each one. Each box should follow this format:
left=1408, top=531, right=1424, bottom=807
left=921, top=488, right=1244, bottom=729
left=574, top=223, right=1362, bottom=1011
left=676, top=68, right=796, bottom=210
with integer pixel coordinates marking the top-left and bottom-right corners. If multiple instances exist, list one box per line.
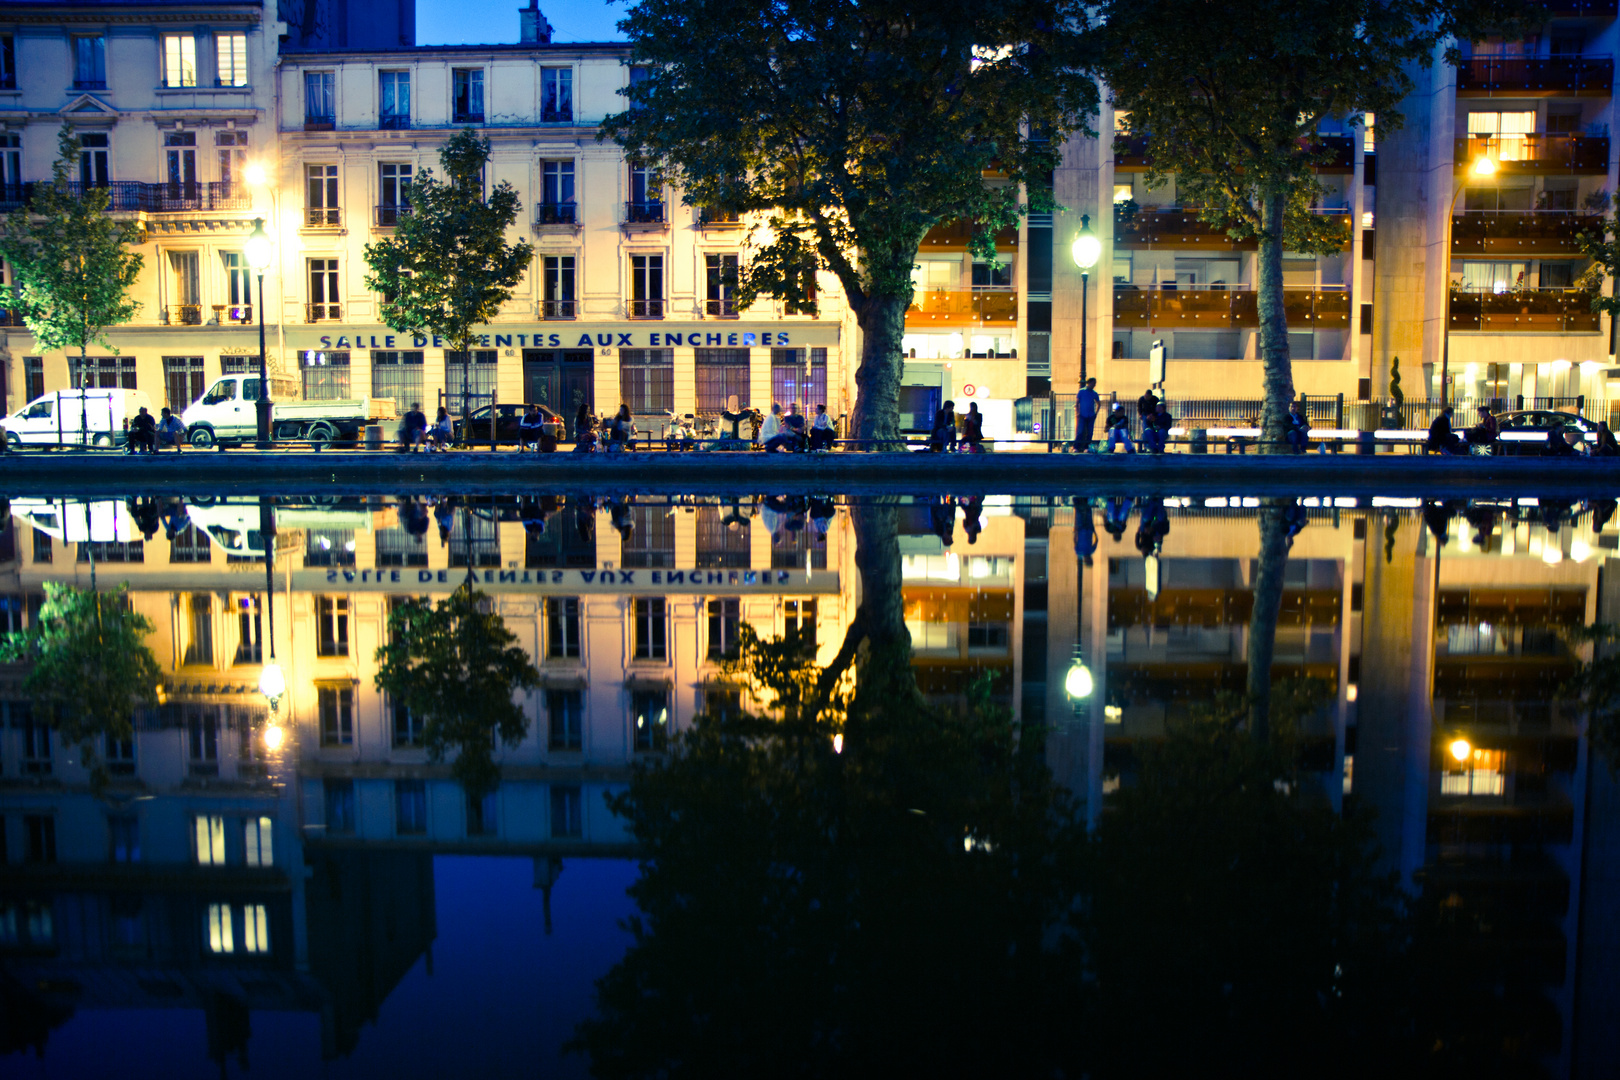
left=180, top=374, right=395, bottom=448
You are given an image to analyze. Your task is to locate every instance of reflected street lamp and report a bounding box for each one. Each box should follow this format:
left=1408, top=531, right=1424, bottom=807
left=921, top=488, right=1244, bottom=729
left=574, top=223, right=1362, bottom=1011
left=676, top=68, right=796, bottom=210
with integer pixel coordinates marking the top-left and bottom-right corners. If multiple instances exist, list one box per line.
left=1441, top=156, right=1497, bottom=405
left=245, top=217, right=274, bottom=446
left=1071, top=215, right=1102, bottom=386
left=258, top=498, right=284, bottom=748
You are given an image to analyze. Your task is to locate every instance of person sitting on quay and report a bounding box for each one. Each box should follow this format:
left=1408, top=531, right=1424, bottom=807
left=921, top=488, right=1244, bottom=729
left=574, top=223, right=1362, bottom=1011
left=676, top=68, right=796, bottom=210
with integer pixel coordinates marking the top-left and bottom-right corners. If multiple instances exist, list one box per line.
left=1466, top=405, right=1499, bottom=451
left=1595, top=422, right=1620, bottom=457
left=1142, top=402, right=1174, bottom=453
left=519, top=405, right=547, bottom=451
left=960, top=401, right=985, bottom=453
left=1545, top=427, right=1585, bottom=457
left=156, top=407, right=186, bottom=452
left=426, top=406, right=454, bottom=451
left=808, top=403, right=837, bottom=451
left=783, top=401, right=808, bottom=450
left=929, top=400, right=958, bottom=453
left=1284, top=400, right=1312, bottom=453
left=1425, top=406, right=1464, bottom=455
left=1104, top=403, right=1135, bottom=454
left=127, top=406, right=157, bottom=454
left=401, top=401, right=428, bottom=451
left=606, top=404, right=637, bottom=452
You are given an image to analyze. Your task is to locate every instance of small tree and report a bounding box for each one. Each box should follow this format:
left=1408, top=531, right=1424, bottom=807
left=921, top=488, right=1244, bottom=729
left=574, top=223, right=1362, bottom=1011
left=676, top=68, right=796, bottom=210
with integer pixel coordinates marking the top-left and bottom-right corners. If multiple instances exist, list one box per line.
left=363, top=129, right=532, bottom=422
left=0, top=124, right=143, bottom=442
left=603, top=0, right=1096, bottom=444
left=374, top=585, right=540, bottom=798
left=0, top=582, right=162, bottom=783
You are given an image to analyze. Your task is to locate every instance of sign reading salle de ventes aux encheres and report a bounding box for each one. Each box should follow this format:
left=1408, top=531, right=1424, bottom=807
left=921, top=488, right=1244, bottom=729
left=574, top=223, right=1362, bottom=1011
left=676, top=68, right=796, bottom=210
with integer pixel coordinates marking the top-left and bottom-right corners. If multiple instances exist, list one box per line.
left=293, top=567, right=841, bottom=595
left=292, top=322, right=841, bottom=352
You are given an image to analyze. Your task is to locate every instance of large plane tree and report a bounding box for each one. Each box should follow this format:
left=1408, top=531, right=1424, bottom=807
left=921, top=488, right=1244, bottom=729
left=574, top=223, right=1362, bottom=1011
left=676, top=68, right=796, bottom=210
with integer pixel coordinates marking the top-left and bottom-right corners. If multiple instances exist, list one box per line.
left=603, top=0, right=1095, bottom=444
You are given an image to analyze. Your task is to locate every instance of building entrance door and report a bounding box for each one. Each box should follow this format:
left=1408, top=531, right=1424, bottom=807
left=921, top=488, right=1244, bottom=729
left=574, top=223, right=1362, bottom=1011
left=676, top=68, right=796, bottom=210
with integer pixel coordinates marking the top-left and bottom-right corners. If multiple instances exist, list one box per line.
left=523, top=350, right=595, bottom=435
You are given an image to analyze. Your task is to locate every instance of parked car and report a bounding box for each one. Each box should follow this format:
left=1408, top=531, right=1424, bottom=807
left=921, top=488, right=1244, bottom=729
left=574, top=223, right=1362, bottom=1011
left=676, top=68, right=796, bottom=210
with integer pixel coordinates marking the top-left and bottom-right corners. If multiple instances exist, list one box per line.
left=1488, top=410, right=1598, bottom=455
left=451, top=403, right=566, bottom=445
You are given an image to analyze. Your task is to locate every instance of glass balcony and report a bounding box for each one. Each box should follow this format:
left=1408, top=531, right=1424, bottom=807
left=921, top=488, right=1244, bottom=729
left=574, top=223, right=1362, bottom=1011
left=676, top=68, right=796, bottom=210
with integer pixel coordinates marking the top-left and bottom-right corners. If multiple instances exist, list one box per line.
left=1450, top=210, right=1602, bottom=256
left=905, top=288, right=1017, bottom=328
left=1110, top=286, right=1350, bottom=329
left=1457, top=55, right=1613, bottom=96
left=1448, top=287, right=1601, bottom=332
left=1454, top=134, right=1610, bottom=174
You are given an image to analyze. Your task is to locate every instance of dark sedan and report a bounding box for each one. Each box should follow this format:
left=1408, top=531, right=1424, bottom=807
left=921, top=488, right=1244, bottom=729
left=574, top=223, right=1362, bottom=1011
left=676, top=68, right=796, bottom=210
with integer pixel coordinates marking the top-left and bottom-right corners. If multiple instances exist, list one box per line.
left=1489, top=410, right=1598, bottom=455
left=452, top=403, right=566, bottom=446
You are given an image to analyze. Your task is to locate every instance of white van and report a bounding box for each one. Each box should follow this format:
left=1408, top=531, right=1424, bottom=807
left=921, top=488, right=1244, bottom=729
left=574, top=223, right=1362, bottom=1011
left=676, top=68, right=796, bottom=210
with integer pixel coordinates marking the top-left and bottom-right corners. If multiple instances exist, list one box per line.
left=2, top=388, right=153, bottom=448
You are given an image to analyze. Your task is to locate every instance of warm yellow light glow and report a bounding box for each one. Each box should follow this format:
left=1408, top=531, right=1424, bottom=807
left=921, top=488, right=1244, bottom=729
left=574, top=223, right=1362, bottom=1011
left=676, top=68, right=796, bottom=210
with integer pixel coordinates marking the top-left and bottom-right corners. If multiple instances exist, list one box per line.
left=258, top=662, right=285, bottom=702
left=1549, top=358, right=1572, bottom=373
left=832, top=733, right=844, bottom=754
left=244, top=161, right=269, bottom=187
left=245, top=218, right=273, bottom=272
left=1449, top=737, right=1472, bottom=762
left=1571, top=539, right=1593, bottom=563
left=1543, top=545, right=1564, bottom=565
left=1471, top=155, right=1497, bottom=177
left=1346, top=683, right=1358, bottom=703
left=1071, top=218, right=1102, bottom=271
left=1064, top=659, right=1094, bottom=699
left=263, top=723, right=285, bottom=751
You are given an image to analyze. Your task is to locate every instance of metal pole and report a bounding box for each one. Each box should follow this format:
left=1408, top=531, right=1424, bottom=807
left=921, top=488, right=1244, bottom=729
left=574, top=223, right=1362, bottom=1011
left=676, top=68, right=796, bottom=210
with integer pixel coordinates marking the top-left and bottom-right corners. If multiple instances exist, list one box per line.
left=1080, top=269, right=1089, bottom=385
left=261, top=498, right=276, bottom=662
left=255, top=272, right=271, bottom=446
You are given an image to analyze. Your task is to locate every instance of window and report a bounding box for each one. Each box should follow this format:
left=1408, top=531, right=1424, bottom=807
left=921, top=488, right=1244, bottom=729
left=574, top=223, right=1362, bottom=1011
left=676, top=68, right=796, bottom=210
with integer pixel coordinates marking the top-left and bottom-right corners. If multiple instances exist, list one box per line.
left=188, top=708, right=219, bottom=774
left=376, top=524, right=428, bottom=568
left=540, top=161, right=575, bottom=224
left=622, top=505, right=675, bottom=568
left=629, top=254, right=664, bottom=317
left=234, top=594, right=262, bottom=662
left=24, top=355, right=41, bottom=400
left=79, top=132, right=108, bottom=186
left=1441, top=746, right=1506, bottom=796
left=319, top=684, right=354, bottom=745
left=771, top=348, right=829, bottom=410
left=452, top=68, right=484, bottom=122
left=307, top=262, right=341, bottom=320
left=773, top=521, right=826, bottom=570
left=163, top=356, right=205, bottom=410
left=697, top=505, right=750, bottom=568
left=633, top=597, right=667, bottom=661
left=467, top=789, right=498, bottom=836
left=0, top=134, right=19, bottom=202
left=547, top=597, right=581, bottom=658
left=542, top=255, right=576, bottom=316
left=305, top=71, right=335, bottom=126
left=325, top=778, right=355, bottom=832
left=620, top=348, right=673, bottom=413
left=706, top=598, right=741, bottom=659
left=167, top=252, right=201, bottom=324
left=542, top=67, right=573, bottom=121
left=705, top=254, right=739, bottom=317
left=24, top=815, right=55, bottom=863
left=628, top=163, right=662, bottom=220
left=387, top=693, right=422, bottom=748
left=695, top=348, right=750, bottom=412
left=0, top=35, right=14, bottom=89
left=109, top=815, right=139, bottom=862
left=784, top=269, right=817, bottom=315
left=972, top=260, right=1013, bottom=288
left=206, top=904, right=235, bottom=952
left=304, top=529, right=355, bottom=568
left=21, top=710, right=49, bottom=774
left=162, top=34, right=196, bottom=87
left=395, top=779, right=428, bottom=834
left=550, top=785, right=582, bottom=837
left=632, top=689, right=669, bottom=751
left=302, top=349, right=350, bottom=398
left=207, top=903, right=268, bottom=954
left=379, top=71, right=410, bottom=128
left=449, top=513, right=501, bottom=568
left=219, top=252, right=253, bottom=324
left=317, top=595, right=350, bottom=656
left=73, top=35, right=106, bottom=89
left=444, top=349, right=498, bottom=401
left=547, top=689, right=583, bottom=749
left=306, top=165, right=340, bottom=227
left=784, top=599, right=817, bottom=650
left=244, top=816, right=272, bottom=867
left=165, top=132, right=197, bottom=194
left=71, top=356, right=137, bottom=390
left=1466, top=110, right=1537, bottom=160
left=214, top=31, right=247, bottom=87
left=184, top=593, right=214, bottom=665
left=968, top=622, right=1011, bottom=652
left=105, top=730, right=135, bottom=775
left=371, top=350, right=423, bottom=408
left=378, top=162, right=412, bottom=225
left=216, top=130, right=247, bottom=190
left=194, top=814, right=226, bottom=865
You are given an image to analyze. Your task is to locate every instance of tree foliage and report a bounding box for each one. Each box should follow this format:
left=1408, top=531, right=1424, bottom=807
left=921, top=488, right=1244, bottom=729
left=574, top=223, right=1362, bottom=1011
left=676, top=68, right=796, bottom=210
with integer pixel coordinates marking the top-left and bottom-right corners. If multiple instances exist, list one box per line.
left=1563, top=622, right=1620, bottom=774
left=0, top=124, right=143, bottom=431
left=0, top=582, right=161, bottom=781
left=362, top=130, right=532, bottom=414
left=603, top=0, right=1096, bottom=442
left=373, top=585, right=540, bottom=798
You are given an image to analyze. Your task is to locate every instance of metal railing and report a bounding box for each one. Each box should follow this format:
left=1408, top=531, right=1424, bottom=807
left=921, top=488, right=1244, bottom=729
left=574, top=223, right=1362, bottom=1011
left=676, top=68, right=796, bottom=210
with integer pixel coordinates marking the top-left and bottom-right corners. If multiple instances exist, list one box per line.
left=698, top=207, right=741, bottom=227
left=705, top=298, right=739, bottom=317
left=306, top=206, right=341, bottom=227
left=628, top=298, right=665, bottom=318
left=542, top=299, right=577, bottom=319
left=1457, top=55, right=1614, bottom=95
left=379, top=113, right=410, bottom=130
left=374, top=203, right=411, bottom=227
left=0, top=180, right=253, bottom=212
left=625, top=200, right=666, bottom=225
left=536, top=201, right=577, bottom=225
left=214, top=304, right=253, bottom=325
left=164, top=305, right=203, bottom=326
left=306, top=303, right=342, bottom=323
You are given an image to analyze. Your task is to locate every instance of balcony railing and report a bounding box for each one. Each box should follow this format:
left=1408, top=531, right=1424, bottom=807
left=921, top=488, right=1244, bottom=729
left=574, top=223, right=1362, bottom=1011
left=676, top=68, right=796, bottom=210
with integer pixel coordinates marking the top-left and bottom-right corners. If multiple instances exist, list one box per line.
left=0, top=180, right=253, bottom=212
left=628, top=298, right=665, bottom=318
left=304, top=115, right=335, bottom=131
left=542, top=299, right=576, bottom=319
left=214, top=304, right=253, bottom=324
left=1112, top=285, right=1351, bottom=329
left=1454, top=134, right=1610, bottom=173
left=1115, top=134, right=1352, bottom=172
left=905, top=287, right=1018, bottom=328
left=379, top=113, right=410, bottom=130
left=1115, top=206, right=1353, bottom=250
left=374, top=203, right=411, bottom=227
left=0, top=308, right=27, bottom=327
left=1451, top=210, right=1602, bottom=255
left=698, top=207, right=741, bottom=228
left=307, top=302, right=342, bottom=323
left=165, top=304, right=203, bottom=326
left=541, top=106, right=573, bottom=123
left=452, top=110, right=484, bottom=124
left=306, top=206, right=341, bottom=227
left=536, top=201, right=577, bottom=225
left=625, top=200, right=666, bottom=225
left=1457, top=55, right=1614, bottom=95
left=1448, top=287, right=1601, bottom=332
left=705, top=298, right=739, bottom=318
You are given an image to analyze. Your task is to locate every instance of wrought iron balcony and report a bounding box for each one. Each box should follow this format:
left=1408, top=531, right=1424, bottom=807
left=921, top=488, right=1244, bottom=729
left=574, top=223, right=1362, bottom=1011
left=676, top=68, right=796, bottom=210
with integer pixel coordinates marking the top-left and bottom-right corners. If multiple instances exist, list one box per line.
left=705, top=298, right=739, bottom=317
left=625, top=200, right=666, bottom=225
left=214, top=304, right=254, bottom=324
left=374, top=203, right=411, bottom=227
left=541, top=299, right=576, bottom=319
left=379, top=113, right=410, bottom=130
left=306, top=302, right=342, bottom=323
left=306, top=205, right=342, bottom=227
left=628, top=298, right=665, bottom=318
left=165, top=304, right=203, bottom=326
left=698, top=207, right=741, bottom=228
left=536, top=201, right=577, bottom=226
left=0, top=180, right=253, bottom=212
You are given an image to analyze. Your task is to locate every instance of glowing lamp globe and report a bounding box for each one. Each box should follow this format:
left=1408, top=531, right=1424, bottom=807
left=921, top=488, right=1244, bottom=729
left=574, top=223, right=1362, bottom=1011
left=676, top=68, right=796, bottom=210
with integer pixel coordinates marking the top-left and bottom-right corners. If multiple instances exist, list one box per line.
left=245, top=218, right=273, bottom=272
left=1448, top=737, right=1472, bottom=763
left=258, top=662, right=286, bottom=703
left=1064, top=659, right=1095, bottom=699
left=263, top=723, right=285, bottom=751
left=1071, top=215, right=1101, bottom=271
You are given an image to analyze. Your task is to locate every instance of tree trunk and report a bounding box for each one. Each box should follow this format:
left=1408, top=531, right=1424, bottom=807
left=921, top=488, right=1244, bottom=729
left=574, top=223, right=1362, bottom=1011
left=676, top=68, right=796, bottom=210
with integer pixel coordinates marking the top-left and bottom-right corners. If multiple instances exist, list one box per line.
left=849, top=295, right=910, bottom=447
left=78, top=343, right=88, bottom=445
left=1246, top=500, right=1290, bottom=740
left=1256, top=190, right=1294, bottom=451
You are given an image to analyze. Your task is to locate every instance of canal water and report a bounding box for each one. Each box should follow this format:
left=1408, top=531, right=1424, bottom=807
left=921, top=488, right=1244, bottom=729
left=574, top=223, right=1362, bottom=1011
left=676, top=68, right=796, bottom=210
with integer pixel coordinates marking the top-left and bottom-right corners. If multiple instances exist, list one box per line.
left=0, top=491, right=1616, bottom=1078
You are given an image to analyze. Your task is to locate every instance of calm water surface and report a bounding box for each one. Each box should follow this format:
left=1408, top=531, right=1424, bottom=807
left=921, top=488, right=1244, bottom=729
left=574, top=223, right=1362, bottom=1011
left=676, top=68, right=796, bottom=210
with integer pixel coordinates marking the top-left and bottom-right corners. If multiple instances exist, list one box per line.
left=1, top=491, right=1616, bottom=1078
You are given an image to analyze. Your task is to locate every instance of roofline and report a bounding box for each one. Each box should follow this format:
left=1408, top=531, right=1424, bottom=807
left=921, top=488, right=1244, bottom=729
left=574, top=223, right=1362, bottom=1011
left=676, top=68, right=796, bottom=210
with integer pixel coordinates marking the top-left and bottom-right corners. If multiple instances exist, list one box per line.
left=280, top=42, right=631, bottom=62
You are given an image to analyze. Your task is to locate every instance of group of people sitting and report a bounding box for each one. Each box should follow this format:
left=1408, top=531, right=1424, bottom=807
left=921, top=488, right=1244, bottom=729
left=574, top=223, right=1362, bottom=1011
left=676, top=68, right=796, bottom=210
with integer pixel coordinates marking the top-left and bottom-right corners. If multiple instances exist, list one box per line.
left=398, top=404, right=456, bottom=451
left=1073, top=383, right=1177, bottom=453
left=1426, top=405, right=1620, bottom=458
left=125, top=406, right=187, bottom=453
left=761, top=401, right=839, bottom=452
left=927, top=400, right=986, bottom=452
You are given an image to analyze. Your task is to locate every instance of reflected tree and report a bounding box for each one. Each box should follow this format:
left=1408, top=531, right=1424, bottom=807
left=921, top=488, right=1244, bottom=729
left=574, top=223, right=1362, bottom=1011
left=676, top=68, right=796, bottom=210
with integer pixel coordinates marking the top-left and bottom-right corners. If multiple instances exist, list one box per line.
left=1563, top=623, right=1620, bottom=774
left=0, top=582, right=161, bottom=783
left=374, top=584, right=540, bottom=798
left=1246, top=500, right=1293, bottom=738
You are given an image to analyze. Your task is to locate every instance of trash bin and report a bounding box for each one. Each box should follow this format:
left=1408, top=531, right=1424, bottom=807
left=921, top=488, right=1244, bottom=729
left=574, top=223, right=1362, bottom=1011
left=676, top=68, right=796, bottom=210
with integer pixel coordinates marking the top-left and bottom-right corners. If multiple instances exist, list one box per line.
left=365, top=424, right=383, bottom=450
left=1189, top=428, right=1208, bottom=454
left=1357, top=431, right=1375, bottom=455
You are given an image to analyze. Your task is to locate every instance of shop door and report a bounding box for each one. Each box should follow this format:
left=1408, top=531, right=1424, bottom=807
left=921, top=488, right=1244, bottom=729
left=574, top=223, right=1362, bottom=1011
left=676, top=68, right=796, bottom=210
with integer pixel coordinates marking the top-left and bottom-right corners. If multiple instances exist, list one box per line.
left=523, top=350, right=595, bottom=435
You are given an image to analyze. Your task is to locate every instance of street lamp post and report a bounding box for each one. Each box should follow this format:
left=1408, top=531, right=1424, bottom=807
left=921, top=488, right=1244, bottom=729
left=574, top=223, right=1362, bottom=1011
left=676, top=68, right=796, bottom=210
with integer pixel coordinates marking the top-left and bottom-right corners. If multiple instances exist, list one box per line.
left=257, top=498, right=285, bottom=748
left=1071, top=215, right=1102, bottom=387
left=1064, top=516, right=1094, bottom=706
left=1441, top=155, right=1498, bottom=405
left=245, top=217, right=274, bottom=447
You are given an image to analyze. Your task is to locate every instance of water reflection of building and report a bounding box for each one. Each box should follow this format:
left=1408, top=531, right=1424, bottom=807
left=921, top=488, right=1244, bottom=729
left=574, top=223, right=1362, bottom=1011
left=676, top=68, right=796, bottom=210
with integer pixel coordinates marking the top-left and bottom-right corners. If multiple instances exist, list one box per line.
left=0, top=494, right=853, bottom=1060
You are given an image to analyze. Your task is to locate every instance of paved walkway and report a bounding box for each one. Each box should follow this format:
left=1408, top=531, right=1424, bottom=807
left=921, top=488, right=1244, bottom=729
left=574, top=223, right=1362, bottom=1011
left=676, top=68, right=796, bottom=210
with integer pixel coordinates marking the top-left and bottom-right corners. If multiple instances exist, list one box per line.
left=3, top=448, right=1618, bottom=498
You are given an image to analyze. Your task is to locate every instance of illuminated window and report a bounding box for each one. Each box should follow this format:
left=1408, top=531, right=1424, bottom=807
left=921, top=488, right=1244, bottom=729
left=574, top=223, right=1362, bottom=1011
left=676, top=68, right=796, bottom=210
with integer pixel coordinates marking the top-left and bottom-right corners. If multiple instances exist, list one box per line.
left=216, top=32, right=247, bottom=87
left=161, top=34, right=196, bottom=88
left=207, top=903, right=234, bottom=953
left=1440, top=747, right=1505, bottom=796
left=632, top=689, right=669, bottom=752
left=194, top=814, right=226, bottom=865
left=244, top=816, right=272, bottom=867
left=242, top=904, right=268, bottom=953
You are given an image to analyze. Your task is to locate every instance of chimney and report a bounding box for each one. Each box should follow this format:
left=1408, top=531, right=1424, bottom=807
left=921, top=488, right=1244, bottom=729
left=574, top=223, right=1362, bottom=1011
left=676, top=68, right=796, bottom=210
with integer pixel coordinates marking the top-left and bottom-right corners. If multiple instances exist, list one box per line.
left=520, top=0, right=552, bottom=44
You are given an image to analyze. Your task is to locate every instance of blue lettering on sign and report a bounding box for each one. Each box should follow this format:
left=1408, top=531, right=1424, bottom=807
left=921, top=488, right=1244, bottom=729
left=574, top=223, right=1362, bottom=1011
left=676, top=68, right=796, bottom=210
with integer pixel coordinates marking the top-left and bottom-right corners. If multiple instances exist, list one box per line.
left=665, top=571, right=682, bottom=585
left=386, top=335, right=397, bottom=348
left=709, top=571, right=725, bottom=584
left=597, top=334, right=612, bottom=347
left=478, top=335, right=490, bottom=347
left=551, top=571, right=564, bottom=583
left=549, top=334, right=561, bottom=347
left=320, top=336, right=332, bottom=347
left=516, top=335, right=527, bottom=346
left=706, top=334, right=722, bottom=346
left=499, top=570, right=516, bottom=583
left=335, top=336, right=350, bottom=348
left=483, top=570, right=495, bottom=583
left=413, top=336, right=428, bottom=347
left=390, top=570, right=401, bottom=582
left=326, top=570, right=338, bottom=582
left=727, top=334, right=738, bottom=346
left=651, top=571, right=663, bottom=585
left=342, top=570, right=356, bottom=582
left=777, top=571, right=791, bottom=583
left=437, top=569, right=448, bottom=583
left=777, top=333, right=790, bottom=345
left=581, top=571, right=596, bottom=583
left=433, top=336, right=444, bottom=348
left=617, top=334, right=633, bottom=346
left=620, top=571, right=635, bottom=583
left=666, top=333, right=684, bottom=346
left=577, top=335, right=594, bottom=347
left=762, top=332, right=773, bottom=345
left=744, top=571, right=758, bottom=584
left=496, top=335, right=512, bottom=347
left=419, top=570, right=434, bottom=582
left=649, top=334, right=661, bottom=346
left=743, top=333, right=756, bottom=346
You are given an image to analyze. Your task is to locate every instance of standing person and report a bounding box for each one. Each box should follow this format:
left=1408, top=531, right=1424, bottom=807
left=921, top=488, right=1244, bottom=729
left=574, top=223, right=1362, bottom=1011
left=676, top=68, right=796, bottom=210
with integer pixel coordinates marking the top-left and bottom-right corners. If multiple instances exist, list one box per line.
left=929, top=400, right=957, bottom=452
left=402, top=401, right=428, bottom=451
left=156, top=407, right=186, bottom=452
left=808, top=403, right=837, bottom=451
left=1073, top=377, right=1100, bottom=452
left=1284, top=400, right=1312, bottom=453
left=762, top=402, right=796, bottom=452
left=1104, top=402, right=1136, bottom=454
left=960, top=401, right=985, bottom=452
